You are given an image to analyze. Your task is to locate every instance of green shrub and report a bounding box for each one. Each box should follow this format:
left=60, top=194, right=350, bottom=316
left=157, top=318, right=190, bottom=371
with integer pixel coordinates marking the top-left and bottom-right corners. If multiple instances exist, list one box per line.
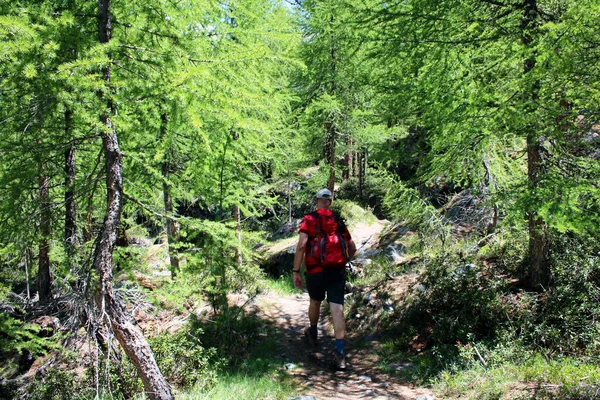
left=150, top=328, right=218, bottom=389
left=27, top=369, right=94, bottom=400
left=192, top=306, right=262, bottom=366
left=518, top=233, right=600, bottom=353
left=0, top=313, right=59, bottom=375
left=415, top=254, right=509, bottom=345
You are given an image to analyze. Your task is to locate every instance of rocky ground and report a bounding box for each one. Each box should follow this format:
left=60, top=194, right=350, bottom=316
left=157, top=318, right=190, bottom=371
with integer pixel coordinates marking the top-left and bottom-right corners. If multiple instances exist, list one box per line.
left=256, top=291, right=435, bottom=400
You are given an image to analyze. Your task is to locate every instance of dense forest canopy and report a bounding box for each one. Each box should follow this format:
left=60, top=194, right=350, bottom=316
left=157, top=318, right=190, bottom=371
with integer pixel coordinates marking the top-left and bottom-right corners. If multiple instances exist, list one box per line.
left=1, top=0, right=599, bottom=399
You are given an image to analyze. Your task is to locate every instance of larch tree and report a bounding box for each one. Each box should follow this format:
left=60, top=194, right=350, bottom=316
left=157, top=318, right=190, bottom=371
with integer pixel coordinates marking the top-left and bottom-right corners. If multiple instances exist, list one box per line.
left=359, top=0, right=600, bottom=288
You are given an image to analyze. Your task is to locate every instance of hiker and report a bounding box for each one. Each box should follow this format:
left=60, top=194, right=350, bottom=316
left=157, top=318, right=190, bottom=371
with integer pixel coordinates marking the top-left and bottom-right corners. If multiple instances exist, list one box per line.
left=292, top=188, right=356, bottom=369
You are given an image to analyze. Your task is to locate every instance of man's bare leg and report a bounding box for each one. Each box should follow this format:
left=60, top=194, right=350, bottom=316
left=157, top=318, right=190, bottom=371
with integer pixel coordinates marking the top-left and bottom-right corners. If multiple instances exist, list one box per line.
left=329, top=302, right=345, bottom=340
left=330, top=302, right=347, bottom=368
left=309, top=298, right=321, bottom=326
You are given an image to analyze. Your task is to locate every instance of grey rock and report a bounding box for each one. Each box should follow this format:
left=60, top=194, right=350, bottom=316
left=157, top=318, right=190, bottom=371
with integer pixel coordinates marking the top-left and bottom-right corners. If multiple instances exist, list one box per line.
left=390, top=362, right=416, bottom=372
left=364, top=389, right=375, bottom=396
left=385, top=243, right=406, bottom=263
left=383, top=300, right=394, bottom=312
left=358, top=375, right=372, bottom=382
left=413, top=284, right=427, bottom=293
left=415, top=395, right=435, bottom=400
left=288, top=397, right=317, bottom=400
left=285, top=363, right=296, bottom=370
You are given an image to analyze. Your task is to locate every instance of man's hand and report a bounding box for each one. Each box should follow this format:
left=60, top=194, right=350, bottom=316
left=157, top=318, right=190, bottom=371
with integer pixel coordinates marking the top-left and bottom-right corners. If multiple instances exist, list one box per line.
left=293, top=272, right=303, bottom=288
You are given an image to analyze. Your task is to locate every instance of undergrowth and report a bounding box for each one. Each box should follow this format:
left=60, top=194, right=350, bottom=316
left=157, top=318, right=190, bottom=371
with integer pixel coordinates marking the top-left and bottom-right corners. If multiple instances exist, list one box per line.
left=367, top=226, right=600, bottom=399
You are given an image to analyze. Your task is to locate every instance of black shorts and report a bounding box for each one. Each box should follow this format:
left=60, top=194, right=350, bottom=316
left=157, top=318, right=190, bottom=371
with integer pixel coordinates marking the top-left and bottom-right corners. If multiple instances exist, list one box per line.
left=305, top=268, right=346, bottom=305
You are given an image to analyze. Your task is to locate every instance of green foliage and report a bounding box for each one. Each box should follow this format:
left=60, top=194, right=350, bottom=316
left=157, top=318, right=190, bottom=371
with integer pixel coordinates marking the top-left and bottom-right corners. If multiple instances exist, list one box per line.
left=435, top=352, right=600, bottom=400
left=259, top=273, right=302, bottom=296
left=27, top=369, right=95, bottom=400
left=180, top=374, right=292, bottom=400
left=382, top=177, right=449, bottom=241
left=0, top=314, right=59, bottom=371
left=517, top=234, right=600, bottom=353
left=192, top=306, right=263, bottom=365
left=415, top=254, right=509, bottom=346
left=150, top=329, right=218, bottom=389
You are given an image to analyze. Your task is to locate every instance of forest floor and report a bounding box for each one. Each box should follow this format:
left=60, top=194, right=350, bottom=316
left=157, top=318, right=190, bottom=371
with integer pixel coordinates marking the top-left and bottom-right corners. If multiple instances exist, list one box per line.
left=248, top=218, right=436, bottom=400
left=255, top=291, right=434, bottom=400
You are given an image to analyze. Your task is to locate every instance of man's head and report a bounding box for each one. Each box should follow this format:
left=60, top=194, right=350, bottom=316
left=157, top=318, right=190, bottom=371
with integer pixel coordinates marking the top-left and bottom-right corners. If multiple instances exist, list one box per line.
left=315, top=188, right=333, bottom=209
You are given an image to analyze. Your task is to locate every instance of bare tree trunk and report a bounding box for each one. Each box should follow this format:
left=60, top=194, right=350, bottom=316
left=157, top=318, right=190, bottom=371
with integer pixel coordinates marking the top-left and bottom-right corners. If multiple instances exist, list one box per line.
left=24, top=248, right=31, bottom=300
left=358, top=150, right=366, bottom=201
left=325, top=122, right=336, bottom=193
left=522, top=0, right=550, bottom=288
left=160, top=112, right=180, bottom=278
left=95, top=2, right=173, bottom=399
left=38, top=165, right=52, bottom=304
left=233, top=205, right=242, bottom=267
left=527, top=133, right=549, bottom=286
left=65, top=109, right=78, bottom=265
left=344, top=136, right=353, bottom=180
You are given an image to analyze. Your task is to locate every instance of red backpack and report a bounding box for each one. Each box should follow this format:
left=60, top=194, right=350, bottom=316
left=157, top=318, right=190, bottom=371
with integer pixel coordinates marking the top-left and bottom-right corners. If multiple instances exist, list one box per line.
left=304, top=211, right=350, bottom=269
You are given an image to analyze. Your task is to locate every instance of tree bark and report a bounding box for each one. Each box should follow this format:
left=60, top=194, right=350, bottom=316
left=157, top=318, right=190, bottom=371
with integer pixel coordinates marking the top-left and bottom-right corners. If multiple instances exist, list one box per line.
left=65, top=109, right=78, bottom=263
left=358, top=149, right=367, bottom=201
left=522, top=0, right=550, bottom=288
left=233, top=205, right=242, bottom=267
left=95, top=2, right=173, bottom=399
left=325, top=122, right=336, bottom=193
left=38, top=164, right=52, bottom=304
left=160, top=112, right=180, bottom=278
left=344, top=136, right=353, bottom=180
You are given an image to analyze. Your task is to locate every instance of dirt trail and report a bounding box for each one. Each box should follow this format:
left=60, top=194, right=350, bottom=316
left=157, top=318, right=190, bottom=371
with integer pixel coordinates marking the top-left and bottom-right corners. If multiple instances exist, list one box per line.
left=257, top=291, right=433, bottom=400
left=254, top=219, right=435, bottom=400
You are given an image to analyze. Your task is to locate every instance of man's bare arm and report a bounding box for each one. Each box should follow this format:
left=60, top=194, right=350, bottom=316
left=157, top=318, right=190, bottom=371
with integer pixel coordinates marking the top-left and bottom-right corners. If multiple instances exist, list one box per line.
left=294, top=232, right=309, bottom=271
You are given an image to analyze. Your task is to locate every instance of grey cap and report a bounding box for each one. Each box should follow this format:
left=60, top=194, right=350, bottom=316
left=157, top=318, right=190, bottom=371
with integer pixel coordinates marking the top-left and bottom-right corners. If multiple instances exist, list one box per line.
left=316, top=188, right=333, bottom=199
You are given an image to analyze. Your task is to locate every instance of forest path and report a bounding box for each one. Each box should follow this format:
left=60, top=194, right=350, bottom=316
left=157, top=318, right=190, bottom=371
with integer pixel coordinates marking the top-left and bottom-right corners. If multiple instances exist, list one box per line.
left=252, top=219, right=435, bottom=400
left=256, top=292, right=434, bottom=400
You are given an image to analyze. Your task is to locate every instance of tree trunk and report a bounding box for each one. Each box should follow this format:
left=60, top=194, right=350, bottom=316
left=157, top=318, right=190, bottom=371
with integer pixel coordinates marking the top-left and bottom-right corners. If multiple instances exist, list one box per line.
left=325, top=122, right=336, bottom=193
left=522, top=0, right=550, bottom=288
left=233, top=205, right=242, bottom=267
left=24, top=248, right=31, bottom=300
left=160, top=112, right=180, bottom=278
left=38, top=165, right=52, bottom=304
left=65, top=109, right=78, bottom=264
left=344, top=136, right=353, bottom=180
left=527, top=134, right=549, bottom=287
left=358, top=150, right=367, bottom=201
left=96, top=2, right=173, bottom=399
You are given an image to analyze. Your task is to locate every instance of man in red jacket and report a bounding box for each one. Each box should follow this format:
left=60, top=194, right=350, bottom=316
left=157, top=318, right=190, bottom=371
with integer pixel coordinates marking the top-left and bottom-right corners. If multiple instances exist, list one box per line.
left=293, top=188, right=356, bottom=369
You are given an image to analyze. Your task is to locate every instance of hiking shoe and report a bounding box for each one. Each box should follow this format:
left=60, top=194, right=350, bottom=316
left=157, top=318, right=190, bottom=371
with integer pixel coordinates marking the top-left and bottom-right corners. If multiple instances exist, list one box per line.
left=334, top=351, right=346, bottom=370
left=304, top=327, right=318, bottom=348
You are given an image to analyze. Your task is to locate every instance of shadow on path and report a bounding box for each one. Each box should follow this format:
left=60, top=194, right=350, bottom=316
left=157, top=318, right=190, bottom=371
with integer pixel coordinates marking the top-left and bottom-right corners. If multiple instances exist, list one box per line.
left=250, top=291, right=434, bottom=400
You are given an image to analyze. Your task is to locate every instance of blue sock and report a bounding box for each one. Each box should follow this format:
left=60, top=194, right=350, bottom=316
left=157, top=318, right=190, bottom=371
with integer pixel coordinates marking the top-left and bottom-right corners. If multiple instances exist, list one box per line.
left=336, top=339, right=345, bottom=355
left=310, top=325, right=318, bottom=338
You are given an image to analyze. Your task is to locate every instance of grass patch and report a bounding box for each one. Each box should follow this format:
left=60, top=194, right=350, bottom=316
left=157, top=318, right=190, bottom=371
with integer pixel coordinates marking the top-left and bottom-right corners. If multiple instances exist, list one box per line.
left=259, top=273, right=303, bottom=296
left=333, top=199, right=378, bottom=226
left=179, top=373, right=293, bottom=400
left=429, top=348, right=600, bottom=399
left=183, top=308, right=297, bottom=400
